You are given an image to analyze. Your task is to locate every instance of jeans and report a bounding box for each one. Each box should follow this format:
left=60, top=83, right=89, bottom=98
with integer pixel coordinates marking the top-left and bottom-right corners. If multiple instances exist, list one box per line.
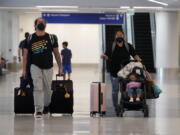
left=127, top=88, right=142, bottom=97
left=110, top=75, right=120, bottom=109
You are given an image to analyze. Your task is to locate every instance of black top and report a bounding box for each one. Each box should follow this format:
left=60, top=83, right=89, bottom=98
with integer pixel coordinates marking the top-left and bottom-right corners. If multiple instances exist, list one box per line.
left=19, top=39, right=26, bottom=49
left=19, top=39, right=27, bottom=56
left=61, top=48, right=72, bottom=65
left=105, top=42, right=136, bottom=77
left=24, top=33, right=58, bottom=69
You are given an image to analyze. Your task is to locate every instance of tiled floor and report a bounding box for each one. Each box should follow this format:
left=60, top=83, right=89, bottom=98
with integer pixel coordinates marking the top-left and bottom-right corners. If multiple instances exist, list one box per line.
left=0, top=65, right=180, bottom=135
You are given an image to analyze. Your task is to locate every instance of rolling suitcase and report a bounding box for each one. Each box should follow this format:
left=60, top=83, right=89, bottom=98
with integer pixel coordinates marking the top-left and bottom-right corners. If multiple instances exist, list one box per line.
left=50, top=74, right=73, bottom=114
left=90, top=82, right=107, bottom=116
left=14, top=77, right=34, bottom=114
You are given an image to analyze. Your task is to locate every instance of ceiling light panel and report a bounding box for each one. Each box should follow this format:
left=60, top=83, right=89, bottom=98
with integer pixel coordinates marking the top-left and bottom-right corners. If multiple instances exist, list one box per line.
left=36, top=6, right=79, bottom=9
left=148, top=0, right=168, bottom=6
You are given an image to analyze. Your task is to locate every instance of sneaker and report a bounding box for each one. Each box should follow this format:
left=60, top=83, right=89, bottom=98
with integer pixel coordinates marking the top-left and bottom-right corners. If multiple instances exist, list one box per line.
left=34, top=112, right=43, bottom=119
left=43, top=106, right=49, bottom=114
left=136, top=97, right=140, bottom=102
left=129, top=98, right=133, bottom=102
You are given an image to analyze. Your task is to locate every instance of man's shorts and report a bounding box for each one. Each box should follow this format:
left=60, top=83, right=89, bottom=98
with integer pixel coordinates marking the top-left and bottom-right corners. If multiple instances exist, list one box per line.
left=62, top=64, right=72, bottom=74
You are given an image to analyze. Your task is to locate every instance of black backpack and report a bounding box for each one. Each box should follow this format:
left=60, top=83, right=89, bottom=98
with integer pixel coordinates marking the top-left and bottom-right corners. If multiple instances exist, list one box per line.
left=27, top=33, right=56, bottom=47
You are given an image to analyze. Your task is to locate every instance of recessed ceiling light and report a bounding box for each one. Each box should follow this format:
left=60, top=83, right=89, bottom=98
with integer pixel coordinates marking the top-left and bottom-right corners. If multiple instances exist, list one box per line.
left=133, top=6, right=163, bottom=9
left=117, top=10, right=126, bottom=13
left=120, top=6, right=130, bottom=9
left=148, top=0, right=168, bottom=6
left=36, top=6, right=79, bottom=9
left=40, top=9, right=79, bottom=12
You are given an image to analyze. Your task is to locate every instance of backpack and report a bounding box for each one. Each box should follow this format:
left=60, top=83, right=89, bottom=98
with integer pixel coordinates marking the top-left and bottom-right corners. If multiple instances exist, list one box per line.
left=112, top=41, right=130, bottom=53
left=27, top=33, right=56, bottom=47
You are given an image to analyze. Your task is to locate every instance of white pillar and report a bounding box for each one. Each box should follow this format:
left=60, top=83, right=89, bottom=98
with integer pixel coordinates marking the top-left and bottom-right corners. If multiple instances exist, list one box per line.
left=0, top=11, right=13, bottom=62
left=12, top=13, right=19, bottom=58
left=0, top=11, right=2, bottom=57
left=126, top=14, right=133, bottom=44
left=0, top=11, right=20, bottom=63
left=155, top=11, right=179, bottom=68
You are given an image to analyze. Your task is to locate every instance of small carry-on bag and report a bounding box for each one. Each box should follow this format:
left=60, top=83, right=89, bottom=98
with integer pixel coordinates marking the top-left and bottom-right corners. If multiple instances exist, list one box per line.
left=50, top=74, right=73, bottom=115
left=14, top=77, right=34, bottom=114
left=90, top=82, right=107, bottom=116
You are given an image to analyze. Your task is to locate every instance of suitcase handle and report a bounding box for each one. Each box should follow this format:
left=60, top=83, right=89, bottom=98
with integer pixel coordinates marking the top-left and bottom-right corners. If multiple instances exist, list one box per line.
left=56, top=74, right=65, bottom=81
left=54, top=74, right=65, bottom=91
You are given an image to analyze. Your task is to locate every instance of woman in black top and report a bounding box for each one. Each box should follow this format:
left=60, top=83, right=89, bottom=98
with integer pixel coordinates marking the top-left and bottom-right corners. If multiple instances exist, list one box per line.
left=101, top=31, right=141, bottom=114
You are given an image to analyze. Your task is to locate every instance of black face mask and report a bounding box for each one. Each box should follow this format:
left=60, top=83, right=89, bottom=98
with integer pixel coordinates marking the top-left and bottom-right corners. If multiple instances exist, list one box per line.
left=115, top=37, right=124, bottom=43
left=36, top=23, right=45, bottom=31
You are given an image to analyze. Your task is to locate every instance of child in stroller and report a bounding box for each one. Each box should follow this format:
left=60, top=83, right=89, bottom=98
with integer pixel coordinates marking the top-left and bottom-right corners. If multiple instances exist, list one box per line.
left=117, top=66, right=149, bottom=117
left=126, top=73, right=142, bottom=102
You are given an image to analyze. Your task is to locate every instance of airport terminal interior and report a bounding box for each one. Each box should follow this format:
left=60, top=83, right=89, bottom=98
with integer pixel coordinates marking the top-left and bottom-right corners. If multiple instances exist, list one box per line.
left=1, top=0, right=180, bottom=135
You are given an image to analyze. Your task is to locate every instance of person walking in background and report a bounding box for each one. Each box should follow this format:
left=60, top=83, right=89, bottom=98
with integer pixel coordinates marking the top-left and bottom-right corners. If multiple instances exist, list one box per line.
left=18, top=32, right=30, bottom=62
left=22, top=17, right=62, bottom=118
left=101, top=30, right=142, bottom=115
left=61, top=41, right=72, bottom=80
left=19, top=32, right=34, bottom=89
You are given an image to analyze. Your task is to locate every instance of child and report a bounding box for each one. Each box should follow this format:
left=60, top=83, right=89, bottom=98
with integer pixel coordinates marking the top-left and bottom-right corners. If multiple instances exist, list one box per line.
left=61, top=41, right=72, bottom=80
left=126, top=73, right=142, bottom=102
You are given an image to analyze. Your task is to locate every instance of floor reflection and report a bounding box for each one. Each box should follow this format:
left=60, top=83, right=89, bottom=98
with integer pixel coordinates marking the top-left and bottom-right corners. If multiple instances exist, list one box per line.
left=0, top=67, right=180, bottom=135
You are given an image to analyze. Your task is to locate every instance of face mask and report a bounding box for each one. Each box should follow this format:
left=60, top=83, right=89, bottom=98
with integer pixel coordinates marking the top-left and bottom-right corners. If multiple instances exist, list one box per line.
left=36, top=23, right=45, bottom=31
left=115, top=37, right=124, bottom=43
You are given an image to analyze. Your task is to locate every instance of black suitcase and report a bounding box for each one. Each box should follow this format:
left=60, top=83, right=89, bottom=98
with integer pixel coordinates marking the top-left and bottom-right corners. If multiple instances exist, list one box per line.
left=50, top=75, right=73, bottom=114
left=14, top=87, right=34, bottom=114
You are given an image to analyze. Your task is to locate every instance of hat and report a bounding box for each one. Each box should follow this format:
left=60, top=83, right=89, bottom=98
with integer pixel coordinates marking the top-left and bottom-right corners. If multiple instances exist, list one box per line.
left=115, top=37, right=124, bottom=43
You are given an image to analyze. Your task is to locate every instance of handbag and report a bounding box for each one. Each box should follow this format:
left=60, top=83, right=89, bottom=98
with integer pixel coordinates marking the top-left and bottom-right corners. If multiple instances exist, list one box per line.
left=151, top=84, right=162, bottom=98
left=146, top=81, right=162, bottom=99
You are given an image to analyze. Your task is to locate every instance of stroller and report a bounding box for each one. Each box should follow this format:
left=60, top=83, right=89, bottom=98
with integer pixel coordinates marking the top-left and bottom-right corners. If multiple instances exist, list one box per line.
left=116, top=64, right=149, bottom=117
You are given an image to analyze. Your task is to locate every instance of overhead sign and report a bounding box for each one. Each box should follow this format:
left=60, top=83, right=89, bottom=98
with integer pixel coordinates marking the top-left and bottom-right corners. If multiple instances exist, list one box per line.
left=42, top=13, right=124, bottom=24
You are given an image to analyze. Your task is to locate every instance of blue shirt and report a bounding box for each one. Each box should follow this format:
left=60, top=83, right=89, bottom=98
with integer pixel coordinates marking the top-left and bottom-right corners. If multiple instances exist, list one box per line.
left=61, top=48, right=72, bottom=65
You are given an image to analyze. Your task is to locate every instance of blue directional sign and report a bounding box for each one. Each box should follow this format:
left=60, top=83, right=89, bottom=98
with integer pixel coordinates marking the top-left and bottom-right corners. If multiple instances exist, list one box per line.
left=42, top=13, right=124, bottom=24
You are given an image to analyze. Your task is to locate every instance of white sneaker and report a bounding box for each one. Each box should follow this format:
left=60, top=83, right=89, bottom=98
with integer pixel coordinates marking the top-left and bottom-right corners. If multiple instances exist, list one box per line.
left=136, top=97, right=140, bottom=102
left=129, top=98, right=133, bottom=102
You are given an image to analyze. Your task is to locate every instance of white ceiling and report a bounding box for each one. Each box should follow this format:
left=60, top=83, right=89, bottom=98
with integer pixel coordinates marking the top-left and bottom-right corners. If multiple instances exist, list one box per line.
left=0, top=0, right=180, bottom=13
